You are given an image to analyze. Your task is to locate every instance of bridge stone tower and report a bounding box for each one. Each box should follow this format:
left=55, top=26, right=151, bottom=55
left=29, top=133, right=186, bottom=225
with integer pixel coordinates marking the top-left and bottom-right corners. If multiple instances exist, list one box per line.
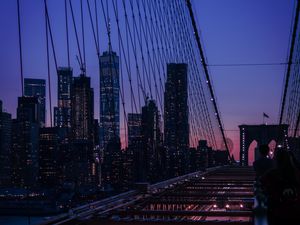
left=239, top=124, right=289, bottom=166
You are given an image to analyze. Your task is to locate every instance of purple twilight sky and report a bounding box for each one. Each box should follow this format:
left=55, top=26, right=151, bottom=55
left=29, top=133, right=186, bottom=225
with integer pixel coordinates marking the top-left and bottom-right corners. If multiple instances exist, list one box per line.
left=0, top=0, right=296, bottom=161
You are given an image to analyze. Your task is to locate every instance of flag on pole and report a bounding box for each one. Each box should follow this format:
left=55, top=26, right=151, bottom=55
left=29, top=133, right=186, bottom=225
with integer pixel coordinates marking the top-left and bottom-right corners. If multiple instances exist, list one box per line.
left=263, top=113, right=269, bottom=118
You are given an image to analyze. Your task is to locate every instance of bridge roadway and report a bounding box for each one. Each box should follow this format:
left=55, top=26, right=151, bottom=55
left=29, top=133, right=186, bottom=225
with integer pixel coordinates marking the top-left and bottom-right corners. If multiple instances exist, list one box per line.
left=42, top=166, right=256, bottom=225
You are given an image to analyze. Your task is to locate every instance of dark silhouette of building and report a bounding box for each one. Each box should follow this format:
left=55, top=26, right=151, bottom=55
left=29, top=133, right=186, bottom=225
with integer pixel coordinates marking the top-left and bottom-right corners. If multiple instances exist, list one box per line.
left=70, top=74, right=96, bottom=187
left=24, top=78, right=46, bottom=127
left=141, top=99, right=162, bottom=183
left=127, top=113, right=143, bottom=182
left=54, top=67, right=73, bottom=128
left=101, top=137, right=122, bottom=190
left=12, top=97, right=40, bottom=188
left=120, top=148, right=134, bottom=190
left=128, top=113, right=142, bottom=146
left=214, top=150, right=229, bottom=165
left=187, top=147, right=197, bottom=172
left=99, top=49, right=120, bottom=152
left=0, top=100, right=12, bottom=186
left=164, top=63, right=189, bottom=177
left=239, top=124, right=289, bottom=166
left=197, top=140, right=209, bottom=169
left=39, top=127, right=60, bottom=187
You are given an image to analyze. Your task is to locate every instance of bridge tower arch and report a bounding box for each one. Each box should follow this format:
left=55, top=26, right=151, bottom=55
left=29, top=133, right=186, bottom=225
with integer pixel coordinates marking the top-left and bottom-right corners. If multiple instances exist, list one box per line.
left=239, top=124, right=289, bottom=166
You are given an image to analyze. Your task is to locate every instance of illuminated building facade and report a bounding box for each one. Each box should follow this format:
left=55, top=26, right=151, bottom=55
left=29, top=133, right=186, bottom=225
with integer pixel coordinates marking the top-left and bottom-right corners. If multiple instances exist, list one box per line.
left=99, top=50, right=120, bottom=152
left=24, top=78, right=46, bottom=127
left=70, top=75, right=96, bottom=186
left=54, top=67, right=73, bottom=128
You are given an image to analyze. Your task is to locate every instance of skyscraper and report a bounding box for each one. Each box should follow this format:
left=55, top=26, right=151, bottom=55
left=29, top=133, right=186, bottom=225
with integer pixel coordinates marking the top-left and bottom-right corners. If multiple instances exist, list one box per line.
left=70, top=74, right=96, bottom=186
left=0, top=100, right=12, bottom=186
left=141, top=99, right=162, bottom=182
left=12, top=97, right=39, bottom=188
left=127, top=113, right=143, bottom=182
left=39, top=127, right=60, bottom=187
left=71, top=75, right=94, bottom=141
left=128, top=113, right=142, bottom=146
left=164, top=63, right=189, bottom=177
left=24, top=78, right=46, bottom=127
left=99, top=50, right=120, bottom=152
left=54, top=67, right=73, bottom=128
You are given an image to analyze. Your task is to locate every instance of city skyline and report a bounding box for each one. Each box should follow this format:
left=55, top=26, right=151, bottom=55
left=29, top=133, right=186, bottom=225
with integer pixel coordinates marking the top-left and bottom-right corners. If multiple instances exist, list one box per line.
left=0, top=0, right=296, bottom=159
left=0, top=0, right=299, bottom=223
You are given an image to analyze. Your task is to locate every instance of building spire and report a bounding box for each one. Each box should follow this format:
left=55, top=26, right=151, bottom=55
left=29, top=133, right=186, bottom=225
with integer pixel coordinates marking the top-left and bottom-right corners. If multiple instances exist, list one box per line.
left=108, top=17, right=112, bottom=52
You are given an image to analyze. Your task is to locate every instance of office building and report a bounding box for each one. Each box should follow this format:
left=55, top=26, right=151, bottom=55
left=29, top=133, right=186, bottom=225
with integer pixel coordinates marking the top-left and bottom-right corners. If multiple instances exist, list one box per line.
left=39, top=127, right=60, bottom=187
left=164, top=63, right=189, bottom=177
left=99, top=50, right=120, bottom=152
left=128, top=113, right=142, bottom=146
left=0, top=100, right=12, bottom=186
left=141, top=99, right=162, bottom=182
left=70, top=74, right=96, bottom=186
left=24, top=78, right=46, bottom=127
left=12, top=97, right=39, bottom=188
left=54, top=67, right=73, bottom=128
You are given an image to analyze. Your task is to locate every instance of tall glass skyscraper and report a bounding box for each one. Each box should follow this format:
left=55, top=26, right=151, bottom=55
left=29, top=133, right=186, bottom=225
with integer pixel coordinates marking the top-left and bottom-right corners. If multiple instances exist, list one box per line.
left=24, top=78, right=46, bottom=127
left=54, top=67, right=73, bottom=128
left=164, top=63, right=189, bottom=177
left=99, top=50, right=120, bottom=151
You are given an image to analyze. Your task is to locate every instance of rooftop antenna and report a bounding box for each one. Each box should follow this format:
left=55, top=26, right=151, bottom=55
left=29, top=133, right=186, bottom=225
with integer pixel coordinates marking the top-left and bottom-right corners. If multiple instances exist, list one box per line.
left=108, top=17, right=112, bottom=52
left=80, top=0, right=86, bottom=75
left=106, top=0, right=112, bottom=53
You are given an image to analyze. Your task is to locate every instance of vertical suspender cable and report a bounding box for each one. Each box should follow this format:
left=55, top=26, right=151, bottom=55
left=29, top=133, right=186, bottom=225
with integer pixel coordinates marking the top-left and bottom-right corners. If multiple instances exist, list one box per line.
left=17, top=0, right=24, bottom=96
left=44, top=0, right=58, bottom=71
left=87, top=0, right=99, bottom=55
left=44, top=0, right=54, bottom=127
left=65, top=0, right=70, bottom=67
left=69, top=0, right=84, bottom=72
left=45, top=3, right=52, bottom=127
left=95, top=0, right=100, bottom=49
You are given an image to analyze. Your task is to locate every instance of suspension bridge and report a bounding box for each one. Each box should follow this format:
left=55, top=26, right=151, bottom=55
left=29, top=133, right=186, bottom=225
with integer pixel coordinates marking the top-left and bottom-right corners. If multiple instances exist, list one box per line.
left=5, top=0, right=300, bottom=224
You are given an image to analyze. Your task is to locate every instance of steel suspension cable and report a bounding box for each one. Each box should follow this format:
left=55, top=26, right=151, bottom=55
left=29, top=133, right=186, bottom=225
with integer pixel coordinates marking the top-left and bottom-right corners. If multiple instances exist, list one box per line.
left=280, top=0, right=300, bottom=124
left=69, top=0, right=84, bottom=72
left=65, top=0, right=70, bottom=67
left=45, top=4, right=52, bottom=127
left=186, top=0, right=231, bottom=159
left=17, top=0, right=24, bottom=96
